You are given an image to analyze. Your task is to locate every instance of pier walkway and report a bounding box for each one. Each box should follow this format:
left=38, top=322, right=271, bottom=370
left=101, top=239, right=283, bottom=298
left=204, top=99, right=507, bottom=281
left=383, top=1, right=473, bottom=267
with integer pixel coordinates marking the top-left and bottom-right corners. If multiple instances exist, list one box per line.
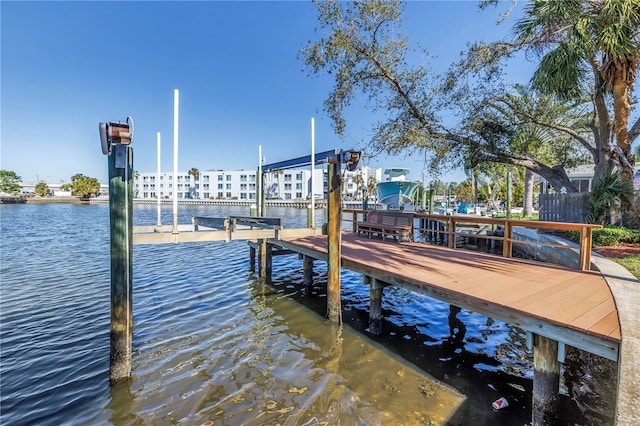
left=271, top=232, right=620, bottom=361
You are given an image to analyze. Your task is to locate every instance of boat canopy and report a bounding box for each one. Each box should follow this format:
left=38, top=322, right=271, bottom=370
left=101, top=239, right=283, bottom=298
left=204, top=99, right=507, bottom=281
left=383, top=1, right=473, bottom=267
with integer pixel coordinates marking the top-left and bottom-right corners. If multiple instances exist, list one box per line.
left=383, top=167, right=410, bottom=176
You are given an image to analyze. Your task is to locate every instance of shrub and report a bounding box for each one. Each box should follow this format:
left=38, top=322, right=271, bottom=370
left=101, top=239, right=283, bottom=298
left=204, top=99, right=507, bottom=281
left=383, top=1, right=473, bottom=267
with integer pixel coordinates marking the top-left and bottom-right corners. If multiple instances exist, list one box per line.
left=565, top=226, right=640, bottom=247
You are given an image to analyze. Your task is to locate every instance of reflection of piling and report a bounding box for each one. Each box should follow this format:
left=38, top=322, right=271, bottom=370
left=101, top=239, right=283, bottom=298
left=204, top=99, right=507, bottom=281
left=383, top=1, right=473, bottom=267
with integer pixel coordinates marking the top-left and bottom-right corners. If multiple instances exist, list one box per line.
left=303, top=255, right=314, bottom=295
left=108, top=145, right=133, bottom=382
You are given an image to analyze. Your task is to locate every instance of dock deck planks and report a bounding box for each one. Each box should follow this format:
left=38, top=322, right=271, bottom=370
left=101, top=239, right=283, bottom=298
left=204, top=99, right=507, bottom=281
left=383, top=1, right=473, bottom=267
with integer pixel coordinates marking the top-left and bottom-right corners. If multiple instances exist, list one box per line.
left=274, top=233, right=620, bottom=360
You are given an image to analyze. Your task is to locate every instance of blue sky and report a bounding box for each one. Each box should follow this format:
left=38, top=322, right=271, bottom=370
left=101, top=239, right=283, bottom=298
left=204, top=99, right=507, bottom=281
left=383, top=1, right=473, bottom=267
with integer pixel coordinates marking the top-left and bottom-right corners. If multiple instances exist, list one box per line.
left=2, top=1, right=535, bottom=185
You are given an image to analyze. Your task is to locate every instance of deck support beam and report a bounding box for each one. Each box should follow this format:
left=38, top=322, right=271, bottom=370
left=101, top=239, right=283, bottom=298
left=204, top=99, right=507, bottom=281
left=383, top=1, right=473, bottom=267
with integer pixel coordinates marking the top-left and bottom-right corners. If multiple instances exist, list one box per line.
left=368, top=278, right=384, bottom=335
left=303, top=255, right=314, bottom=295
left=532, top=334, right=560, bottom=425
left=326, top=160, right=341, bottom=323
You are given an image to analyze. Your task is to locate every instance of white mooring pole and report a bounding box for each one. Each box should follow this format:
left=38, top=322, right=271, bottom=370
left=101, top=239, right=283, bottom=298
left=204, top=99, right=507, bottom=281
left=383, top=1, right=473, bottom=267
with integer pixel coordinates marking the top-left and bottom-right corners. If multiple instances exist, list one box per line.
left=172, top=89, right=179, bottom=234
left=156, top=132, right=161, bottom=227
left=310, top=117, right=315, bottom=228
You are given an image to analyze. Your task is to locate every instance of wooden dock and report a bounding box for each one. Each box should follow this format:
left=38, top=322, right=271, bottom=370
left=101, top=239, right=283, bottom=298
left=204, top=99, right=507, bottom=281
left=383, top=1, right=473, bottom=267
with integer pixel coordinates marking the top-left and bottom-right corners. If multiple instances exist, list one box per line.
left=270, top=232, right=620, bottom=361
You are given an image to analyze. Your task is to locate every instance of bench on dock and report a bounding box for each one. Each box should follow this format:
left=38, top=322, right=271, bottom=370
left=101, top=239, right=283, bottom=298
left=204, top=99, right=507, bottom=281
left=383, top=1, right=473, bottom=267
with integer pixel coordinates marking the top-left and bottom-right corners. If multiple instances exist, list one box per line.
left=356, top=211, right=414, bottom=243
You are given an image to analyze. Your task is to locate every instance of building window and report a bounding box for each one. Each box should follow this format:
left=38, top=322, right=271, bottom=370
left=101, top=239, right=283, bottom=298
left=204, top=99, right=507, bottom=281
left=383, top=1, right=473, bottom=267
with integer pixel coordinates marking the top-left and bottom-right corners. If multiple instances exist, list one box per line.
left=296, top=183, right=302, bottom=190
left=226, top=192, right=232, bottom=198
left=240, top=174, right=247, bottom=182
left=240, top=183, right=247, bottom=190
left=240, top=193, right=247, bottom=199
left=296, top=192, right=302, bottom=199
left=218, top=175, right=224, bottom=181
left=218, top=183, right=223, bottom=190
left=218, top=192, right=224, bottom=198
left=226, top=183, right=232, bottom=190
left=284, top=174, right=292, bottom=181
left=296, top=173, right=303, bottom=181
left=226, top=175, right=232, bottom=181
left=203, top=192, right=209, bottom=198
left=284, top=193, right=292, bottom=200
left=284, top=183, right=292, bottom=191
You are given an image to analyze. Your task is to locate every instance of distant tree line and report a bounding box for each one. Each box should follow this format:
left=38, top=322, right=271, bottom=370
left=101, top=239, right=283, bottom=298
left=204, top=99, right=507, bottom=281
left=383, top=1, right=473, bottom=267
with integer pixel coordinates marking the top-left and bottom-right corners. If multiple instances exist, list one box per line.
left=0, top=170, right=100, bottom=199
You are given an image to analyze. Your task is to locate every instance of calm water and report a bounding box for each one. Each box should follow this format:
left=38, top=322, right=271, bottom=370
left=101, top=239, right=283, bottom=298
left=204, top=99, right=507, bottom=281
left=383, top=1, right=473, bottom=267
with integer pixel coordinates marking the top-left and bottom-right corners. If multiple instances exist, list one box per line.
left=1, top=203, right=537, bottom=425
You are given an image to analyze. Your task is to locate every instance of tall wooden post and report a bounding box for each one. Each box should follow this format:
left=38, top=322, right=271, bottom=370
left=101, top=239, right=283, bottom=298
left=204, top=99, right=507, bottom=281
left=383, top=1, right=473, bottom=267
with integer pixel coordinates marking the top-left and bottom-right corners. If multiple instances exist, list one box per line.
left=327, top=160, right=341, bottom=323
left=109, top=144, right=133, bottom=382
left=532, top=334, right=560, bottom=425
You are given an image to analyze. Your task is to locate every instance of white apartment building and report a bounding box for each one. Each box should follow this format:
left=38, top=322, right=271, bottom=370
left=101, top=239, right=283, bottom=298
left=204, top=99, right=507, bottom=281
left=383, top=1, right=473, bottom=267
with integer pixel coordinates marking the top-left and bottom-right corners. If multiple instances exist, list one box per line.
left=134, top=166, right=382, bottom=201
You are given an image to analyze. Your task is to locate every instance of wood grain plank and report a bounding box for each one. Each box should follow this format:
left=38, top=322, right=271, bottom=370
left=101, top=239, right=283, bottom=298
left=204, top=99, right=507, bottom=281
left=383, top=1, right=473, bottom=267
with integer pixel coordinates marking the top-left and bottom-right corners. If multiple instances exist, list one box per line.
left=275, top=233, right=621, bottom=353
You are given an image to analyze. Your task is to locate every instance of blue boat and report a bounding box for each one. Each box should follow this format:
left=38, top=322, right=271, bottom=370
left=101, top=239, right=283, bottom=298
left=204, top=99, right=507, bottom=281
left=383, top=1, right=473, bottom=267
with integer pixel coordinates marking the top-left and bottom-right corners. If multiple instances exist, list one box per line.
left=376, top=168, right=421, bottom=209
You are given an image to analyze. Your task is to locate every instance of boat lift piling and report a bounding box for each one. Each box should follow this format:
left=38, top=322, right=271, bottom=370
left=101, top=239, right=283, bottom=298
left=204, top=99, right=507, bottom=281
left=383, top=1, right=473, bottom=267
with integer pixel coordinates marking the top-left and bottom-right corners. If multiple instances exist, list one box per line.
left=100, top=116, right=135, bottom=382
left=260, top=148, right=361, bottom=324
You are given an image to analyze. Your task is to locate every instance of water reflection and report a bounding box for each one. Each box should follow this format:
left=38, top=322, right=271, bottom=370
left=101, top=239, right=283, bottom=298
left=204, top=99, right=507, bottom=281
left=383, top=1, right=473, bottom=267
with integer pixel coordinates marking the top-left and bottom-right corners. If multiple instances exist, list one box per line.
left=446, top=305, right=467, bottom=351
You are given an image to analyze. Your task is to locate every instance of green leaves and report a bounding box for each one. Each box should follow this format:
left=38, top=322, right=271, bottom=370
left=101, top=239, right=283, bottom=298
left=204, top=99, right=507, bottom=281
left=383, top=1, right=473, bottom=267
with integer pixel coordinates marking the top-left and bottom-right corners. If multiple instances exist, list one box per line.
left=587, top=167, right=635, bottom=225
left=0, top=170, right=22, bottom=194
left=35, top=182, right=50, bottom=197
left=67, top=173, right=100, bottom=199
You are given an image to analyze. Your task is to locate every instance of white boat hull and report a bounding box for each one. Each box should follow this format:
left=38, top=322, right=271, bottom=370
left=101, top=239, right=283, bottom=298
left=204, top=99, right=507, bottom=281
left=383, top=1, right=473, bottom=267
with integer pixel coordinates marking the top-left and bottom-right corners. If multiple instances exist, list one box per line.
left=376, top=181, right=420, bottom=209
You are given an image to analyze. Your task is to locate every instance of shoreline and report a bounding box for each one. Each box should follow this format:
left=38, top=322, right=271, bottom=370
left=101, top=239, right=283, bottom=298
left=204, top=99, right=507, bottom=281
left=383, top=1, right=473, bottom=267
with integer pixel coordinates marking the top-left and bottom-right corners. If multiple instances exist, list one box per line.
left=1, top=196, right=373, bottom=209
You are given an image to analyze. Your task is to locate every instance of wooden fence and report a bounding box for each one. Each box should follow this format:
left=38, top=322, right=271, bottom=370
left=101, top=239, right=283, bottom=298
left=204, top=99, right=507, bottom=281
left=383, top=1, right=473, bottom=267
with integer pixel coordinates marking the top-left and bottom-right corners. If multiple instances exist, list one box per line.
left=538, top=192, right=590, bottom=223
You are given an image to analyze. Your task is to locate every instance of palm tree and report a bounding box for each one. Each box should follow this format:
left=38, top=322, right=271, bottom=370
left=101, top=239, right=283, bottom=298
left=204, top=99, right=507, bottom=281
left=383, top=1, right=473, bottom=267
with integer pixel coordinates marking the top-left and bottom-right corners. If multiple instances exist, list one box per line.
left=366, top=175, right=378, bottom=200
left=352, top=172, right=365, bottom=200
left=188, top=167, right=200, bottom=199
left=514, top=0, right=639, bottom=220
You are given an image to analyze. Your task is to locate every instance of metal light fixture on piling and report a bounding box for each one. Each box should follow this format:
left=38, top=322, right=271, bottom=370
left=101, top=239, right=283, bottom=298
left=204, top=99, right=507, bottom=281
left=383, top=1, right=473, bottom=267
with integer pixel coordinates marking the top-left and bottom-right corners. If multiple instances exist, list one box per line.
left=99, top=116, right=134, bottom=383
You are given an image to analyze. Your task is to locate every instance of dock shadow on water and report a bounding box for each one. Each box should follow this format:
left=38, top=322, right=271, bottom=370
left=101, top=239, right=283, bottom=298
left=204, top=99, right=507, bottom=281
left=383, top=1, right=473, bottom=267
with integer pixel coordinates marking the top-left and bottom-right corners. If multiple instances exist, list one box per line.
left=110, top=245, right=464, bottom=425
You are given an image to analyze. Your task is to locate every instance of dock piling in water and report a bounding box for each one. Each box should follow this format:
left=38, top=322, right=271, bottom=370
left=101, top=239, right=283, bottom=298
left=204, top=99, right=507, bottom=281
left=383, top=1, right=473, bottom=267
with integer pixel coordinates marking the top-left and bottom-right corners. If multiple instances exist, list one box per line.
left=326, top=160, right=341, bottom=324
left=532, top=334, right=560, bottom=425
left=368, top=278, right=384, bottom=335
left=108, top=144, right=134, bottom=382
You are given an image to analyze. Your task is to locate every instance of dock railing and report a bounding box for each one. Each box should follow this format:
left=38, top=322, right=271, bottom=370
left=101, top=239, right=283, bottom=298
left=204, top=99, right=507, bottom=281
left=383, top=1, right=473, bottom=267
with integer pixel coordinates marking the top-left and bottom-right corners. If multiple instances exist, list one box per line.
left=343, top=209, right=602, bottom=271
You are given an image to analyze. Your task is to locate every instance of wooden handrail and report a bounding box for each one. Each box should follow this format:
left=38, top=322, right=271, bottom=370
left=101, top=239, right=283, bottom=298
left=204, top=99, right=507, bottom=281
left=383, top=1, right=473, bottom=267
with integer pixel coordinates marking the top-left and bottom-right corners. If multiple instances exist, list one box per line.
left=343, top=209, right=602, bottom=271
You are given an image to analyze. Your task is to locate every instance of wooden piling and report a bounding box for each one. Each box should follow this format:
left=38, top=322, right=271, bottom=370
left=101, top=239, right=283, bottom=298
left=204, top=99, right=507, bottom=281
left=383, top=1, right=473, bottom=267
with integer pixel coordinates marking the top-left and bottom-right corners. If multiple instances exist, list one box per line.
left=326, top=160, right=341, bottom=323
left=108, top=145, right=133, bottom=382
left=368, top=278, right=383, bottom=334
left=258, top=240, right=268, bottom=279
left=249, top=246, right=256, bottom=271
left=532, top=334, right=560, bottom=425
left=303, top=255, right=314, bottom=295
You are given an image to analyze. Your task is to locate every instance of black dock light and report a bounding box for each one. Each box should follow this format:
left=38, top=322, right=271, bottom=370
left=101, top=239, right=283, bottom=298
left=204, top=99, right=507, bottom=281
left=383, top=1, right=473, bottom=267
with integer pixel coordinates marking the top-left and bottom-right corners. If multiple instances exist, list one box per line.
left=99, top=116, right=134, bottom=156
left=342, top=150, right=362, bottom=171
